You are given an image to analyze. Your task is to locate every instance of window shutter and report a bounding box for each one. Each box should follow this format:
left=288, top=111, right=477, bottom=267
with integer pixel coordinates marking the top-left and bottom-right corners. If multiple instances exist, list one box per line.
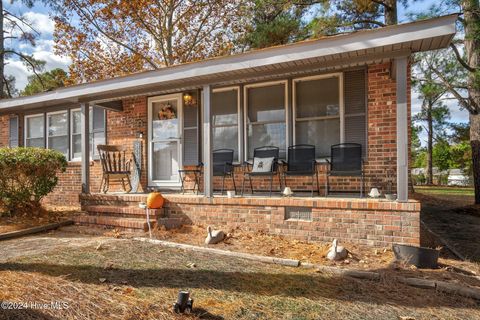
left=344, top=69, right=367, bottom=156
left=183, top=96, right=199, bottom=166
left=9, top=116, right=19, bottom=147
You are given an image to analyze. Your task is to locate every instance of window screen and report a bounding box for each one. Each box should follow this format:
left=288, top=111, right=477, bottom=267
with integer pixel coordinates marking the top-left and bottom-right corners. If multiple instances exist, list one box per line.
left=212, top=88, right=239, bottom=162
left=183, top=91, right=199, bottom=165
left=295, top=76, right=340, bottom=158
left=47, top=111, right=69, bottom=156
left=25, top=114, right=45, bottom=148
left=71, top=107, right=106, bottom=160
left=246, top=83, right=286, bottom=159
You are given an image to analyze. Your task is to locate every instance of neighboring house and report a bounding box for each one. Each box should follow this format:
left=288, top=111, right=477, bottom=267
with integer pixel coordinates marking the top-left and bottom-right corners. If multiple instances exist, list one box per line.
left=448, top=169, right=471, bottom=187
left=0, top=15, right=458, bottom=247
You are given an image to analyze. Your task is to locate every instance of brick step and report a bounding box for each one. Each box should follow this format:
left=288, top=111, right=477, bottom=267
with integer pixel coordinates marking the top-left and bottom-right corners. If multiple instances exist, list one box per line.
left=73, top=214, right=153, bottom=231
left=82, top=205, right=165, bottom=217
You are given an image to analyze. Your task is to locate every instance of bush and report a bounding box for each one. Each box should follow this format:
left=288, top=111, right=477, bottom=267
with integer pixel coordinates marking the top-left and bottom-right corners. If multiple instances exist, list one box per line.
left=0, top=147, right=67, bottom=215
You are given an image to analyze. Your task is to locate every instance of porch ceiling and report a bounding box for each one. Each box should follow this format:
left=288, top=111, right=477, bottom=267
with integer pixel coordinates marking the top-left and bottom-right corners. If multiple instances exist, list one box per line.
left=0, top=14, right=457, bottom=114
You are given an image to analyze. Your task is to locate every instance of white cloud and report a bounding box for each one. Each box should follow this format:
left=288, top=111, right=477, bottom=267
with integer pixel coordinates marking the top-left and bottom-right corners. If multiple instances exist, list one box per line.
left=24, top=11, right=55, bottom=35
left=4, top=39, right=71, bottom=91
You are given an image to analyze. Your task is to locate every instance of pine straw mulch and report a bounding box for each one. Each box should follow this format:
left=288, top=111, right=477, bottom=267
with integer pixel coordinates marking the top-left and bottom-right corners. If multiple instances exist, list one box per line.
left=148, top=224, right=480, bottom=287
left=1, top=237, right=479, bottom=320
left=0, top=208, right=76, bottom=234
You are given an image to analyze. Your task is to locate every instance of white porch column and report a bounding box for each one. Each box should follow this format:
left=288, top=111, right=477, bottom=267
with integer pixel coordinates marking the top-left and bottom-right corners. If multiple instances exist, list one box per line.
left=81, top=102, right=90, bottom=194
left=202, top=85, right=213, bottom=198
left=395, top=57, right=409, bottom=202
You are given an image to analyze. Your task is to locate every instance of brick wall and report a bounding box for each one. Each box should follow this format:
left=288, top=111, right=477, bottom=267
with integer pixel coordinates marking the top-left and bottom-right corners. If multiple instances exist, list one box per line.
left=0, top=115, right=8, bottom=147
left=163, top=196, right=420, bottom=247
left=44, top=97, right=149, bottom=207
left=81, top=193, right=420, bottom=247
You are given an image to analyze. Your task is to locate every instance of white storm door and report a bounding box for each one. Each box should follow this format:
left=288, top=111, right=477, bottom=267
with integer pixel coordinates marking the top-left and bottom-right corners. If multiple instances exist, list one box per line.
left=148, top=94, right=183, bottom=187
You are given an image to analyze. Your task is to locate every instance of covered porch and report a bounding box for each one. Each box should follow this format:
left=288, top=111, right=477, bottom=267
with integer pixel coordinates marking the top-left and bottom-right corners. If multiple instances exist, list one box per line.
left=72, top=15, right=456, bottom=203
left=0, top=15, right=457, bottom=246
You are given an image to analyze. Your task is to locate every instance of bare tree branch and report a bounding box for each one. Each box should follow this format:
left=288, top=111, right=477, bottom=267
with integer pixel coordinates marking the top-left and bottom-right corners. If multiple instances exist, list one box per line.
left=450, top=43, right=476, bottom=72
left=430, top=65, right=478, bottom=113
left=4, top=50, right=45, bottom=89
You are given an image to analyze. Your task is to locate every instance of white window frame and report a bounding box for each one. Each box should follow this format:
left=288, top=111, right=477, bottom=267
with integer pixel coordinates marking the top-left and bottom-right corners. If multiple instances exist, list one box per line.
left=70, top=108, right=81, bottom=161
left=9, top=115, right=19, bottom=147
left=147, top=93, right=184, bottom=187
left=292, top=73, right=345, bottom=159
left=46, top=110, right=69, bottom=156
left=212, top=86, right=241, bottom=163
left=70, top=107, right=106, bottom=161
left=24, top=113, right=45, bottom=148
left=243, top=80, right=289, bottom=161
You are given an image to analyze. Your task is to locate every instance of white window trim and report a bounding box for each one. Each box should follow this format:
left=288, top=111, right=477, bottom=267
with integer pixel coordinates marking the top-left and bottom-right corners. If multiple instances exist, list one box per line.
left=292, top=72, right=345, bottom=159
left=243, top=80, right=289, bottom=161
left=9, top=115, right=19, bottom=147
left=46, top=110, right=69, bottom=156
left=24, top=113, right=45, bottom=148
left=212, top=86, right=241, bottom=163
left=147, top=93, right=184, bottom=188
left=70, top=107, right=106, bottom=162
left=70, top=108, right=81, bottom=161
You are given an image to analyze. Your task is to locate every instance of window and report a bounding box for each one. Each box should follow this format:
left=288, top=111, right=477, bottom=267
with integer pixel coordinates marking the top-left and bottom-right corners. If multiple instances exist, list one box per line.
left=71, top=107, right=106, bottom=160
left=245, top=81, right=287, bottom=159
left=25, top=114, right=45, bottom=147
left=47, top=111, right=69, bottom=156
left=212, top=87, right=240, bottom=162
left=9, top=116, right=19, bottom=147
left=293, top=74, right=343, bottom=158
left=183, top=91, right=200, bottom=166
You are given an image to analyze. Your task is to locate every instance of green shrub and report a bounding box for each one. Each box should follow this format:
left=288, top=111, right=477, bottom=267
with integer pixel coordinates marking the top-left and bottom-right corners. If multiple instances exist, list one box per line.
left=0, top=147, right=67, bottom=215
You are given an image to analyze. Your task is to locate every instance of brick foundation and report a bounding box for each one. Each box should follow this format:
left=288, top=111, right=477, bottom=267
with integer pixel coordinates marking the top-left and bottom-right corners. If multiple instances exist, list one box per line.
left=80, top=193, right=420, bottom=247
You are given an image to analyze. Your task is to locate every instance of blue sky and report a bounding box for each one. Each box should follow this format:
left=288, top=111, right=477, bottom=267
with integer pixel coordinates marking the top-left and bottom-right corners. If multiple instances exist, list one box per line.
left=3, top=0, right=470, bottom=145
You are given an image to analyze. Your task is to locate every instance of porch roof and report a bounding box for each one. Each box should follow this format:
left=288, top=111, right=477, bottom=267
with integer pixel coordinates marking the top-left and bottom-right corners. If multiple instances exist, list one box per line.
left=0, top=14, right=457, bottom=114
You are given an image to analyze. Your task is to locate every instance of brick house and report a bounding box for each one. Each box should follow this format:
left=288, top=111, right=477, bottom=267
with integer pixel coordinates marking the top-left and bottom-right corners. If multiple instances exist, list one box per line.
left=0, top=15, right=457, bottom=246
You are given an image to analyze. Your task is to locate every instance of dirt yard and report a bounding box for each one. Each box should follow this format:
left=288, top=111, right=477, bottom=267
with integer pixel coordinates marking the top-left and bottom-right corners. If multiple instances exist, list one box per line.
left=1, top=231, right=479, bottom=320
left=0, top=209, right=75, bottom=234
left=414, top=186, right=480, bottom=262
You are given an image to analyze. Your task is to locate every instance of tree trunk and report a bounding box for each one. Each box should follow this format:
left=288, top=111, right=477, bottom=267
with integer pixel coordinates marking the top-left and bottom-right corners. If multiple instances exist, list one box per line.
left=463, top=0, right=480, bottom=204
left=384, top=0, right=398, bottom=25
left=471, top=113, right=480, bottom=204
left=0, top=0, right=4, bottom=99
left=426, top=102, right=433, bottom=185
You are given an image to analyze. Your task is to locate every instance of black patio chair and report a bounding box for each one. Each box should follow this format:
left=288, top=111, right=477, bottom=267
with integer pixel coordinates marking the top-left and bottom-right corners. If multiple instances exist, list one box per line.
left=213, top=149, right=236, bottom=195
left=241, top=146, right=282, bottom=197
left=325, top=143, right=364, bottom=197
left=282, top=144, right=319, bottom=196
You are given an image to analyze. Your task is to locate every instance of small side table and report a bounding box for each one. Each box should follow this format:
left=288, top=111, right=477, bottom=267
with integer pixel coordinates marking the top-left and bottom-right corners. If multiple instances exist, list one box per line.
left=178, top=167, right=203, bottom=194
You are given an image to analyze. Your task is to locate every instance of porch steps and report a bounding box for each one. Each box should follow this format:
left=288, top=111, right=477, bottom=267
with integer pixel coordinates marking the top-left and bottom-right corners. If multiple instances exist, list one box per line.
left=74, top=214, right=152, bottom=231
left=77, top=194, right=181, bottom=231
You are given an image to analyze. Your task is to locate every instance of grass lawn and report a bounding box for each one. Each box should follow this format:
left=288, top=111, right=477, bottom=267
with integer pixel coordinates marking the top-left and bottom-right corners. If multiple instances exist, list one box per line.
left=414, top=185, right=475, bottom=196
left=1, top=233, right=479, bottom=320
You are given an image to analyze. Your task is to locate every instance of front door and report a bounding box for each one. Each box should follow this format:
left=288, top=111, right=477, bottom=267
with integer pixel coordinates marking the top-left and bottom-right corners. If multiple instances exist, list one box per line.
left=148, top=94, right=183, bottom=188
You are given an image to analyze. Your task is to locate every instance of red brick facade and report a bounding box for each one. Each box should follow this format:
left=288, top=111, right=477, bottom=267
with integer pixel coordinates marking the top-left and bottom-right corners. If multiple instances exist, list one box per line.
left=0, top=61, right=411, bottom=207
left=80, top=193, right=420, bottom=247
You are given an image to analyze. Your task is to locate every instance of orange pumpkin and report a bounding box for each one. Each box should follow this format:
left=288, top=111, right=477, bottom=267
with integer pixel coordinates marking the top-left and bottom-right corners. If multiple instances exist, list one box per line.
left=147, top=192, right=165, bottom=209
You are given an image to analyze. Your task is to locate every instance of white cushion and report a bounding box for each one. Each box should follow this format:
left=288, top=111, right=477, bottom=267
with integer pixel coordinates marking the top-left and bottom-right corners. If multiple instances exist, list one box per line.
left=252, top=157, right=274, bottom=173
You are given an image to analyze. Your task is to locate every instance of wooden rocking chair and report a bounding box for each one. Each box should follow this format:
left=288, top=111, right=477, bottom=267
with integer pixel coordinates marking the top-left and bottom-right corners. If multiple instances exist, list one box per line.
left=98, top=145, right=133, bottom=193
